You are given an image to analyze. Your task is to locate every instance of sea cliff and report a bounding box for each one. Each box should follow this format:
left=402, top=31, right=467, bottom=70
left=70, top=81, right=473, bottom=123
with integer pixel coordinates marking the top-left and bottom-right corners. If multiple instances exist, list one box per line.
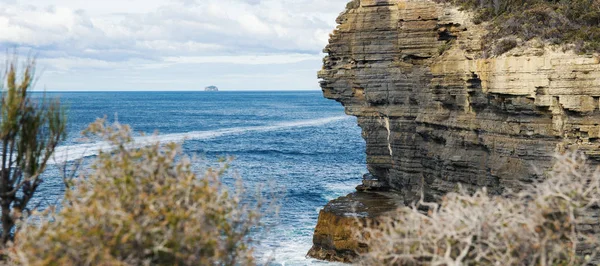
left=310, top=0, right=600, bottom=261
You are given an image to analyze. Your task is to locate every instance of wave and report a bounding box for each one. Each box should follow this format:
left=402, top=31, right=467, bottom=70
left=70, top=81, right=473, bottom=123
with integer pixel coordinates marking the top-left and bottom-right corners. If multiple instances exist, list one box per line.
left=193, top=148, right=326, bottom=156
left=51, top=116, right=350, bottom=164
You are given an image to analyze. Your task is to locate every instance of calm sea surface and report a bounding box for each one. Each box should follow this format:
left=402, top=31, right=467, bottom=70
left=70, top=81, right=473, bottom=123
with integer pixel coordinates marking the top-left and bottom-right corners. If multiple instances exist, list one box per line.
left=34, top=91, right=366, bottom=265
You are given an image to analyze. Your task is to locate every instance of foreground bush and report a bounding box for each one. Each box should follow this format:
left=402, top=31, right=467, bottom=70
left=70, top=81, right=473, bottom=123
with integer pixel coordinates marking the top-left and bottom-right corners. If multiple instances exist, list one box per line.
left=0, top=58, right=66, bottom=245
left=360, top=152, right=600, bottom=265
left=11, top=119, right=262, bottom=265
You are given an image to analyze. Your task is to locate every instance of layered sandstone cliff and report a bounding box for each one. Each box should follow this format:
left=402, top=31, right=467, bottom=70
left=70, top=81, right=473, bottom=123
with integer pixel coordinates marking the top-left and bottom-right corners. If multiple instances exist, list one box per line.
left=310, top=0, right=600, bottom=261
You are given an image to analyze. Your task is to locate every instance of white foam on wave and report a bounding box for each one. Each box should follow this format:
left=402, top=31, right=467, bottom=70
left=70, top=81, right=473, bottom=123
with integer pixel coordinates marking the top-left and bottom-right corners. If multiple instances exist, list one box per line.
left=51, top=116, right=350, bottom=165
left=260, top=238, right=347, bottom=266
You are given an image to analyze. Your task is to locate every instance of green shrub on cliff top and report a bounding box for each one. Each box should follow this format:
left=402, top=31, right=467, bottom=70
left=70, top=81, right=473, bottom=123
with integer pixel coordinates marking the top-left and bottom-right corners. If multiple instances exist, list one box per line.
left=11, top=119, right=263, bottom=266
left=360, top=151, right=600, bottom=265
left=440, top=0, right=600, bottom=55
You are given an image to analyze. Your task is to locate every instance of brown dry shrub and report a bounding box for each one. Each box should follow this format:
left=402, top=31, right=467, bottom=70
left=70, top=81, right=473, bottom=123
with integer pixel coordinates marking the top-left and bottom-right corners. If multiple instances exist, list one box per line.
left=10, top=118, right=263, bottom=266
left=359, top=151, right=600, bottom=265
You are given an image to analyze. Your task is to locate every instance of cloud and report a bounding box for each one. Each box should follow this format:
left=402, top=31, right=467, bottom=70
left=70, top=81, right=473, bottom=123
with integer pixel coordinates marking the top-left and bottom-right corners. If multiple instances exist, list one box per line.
left=0, top=0, right=349, bottom=90
left=164, top=54, right=323, bottom=65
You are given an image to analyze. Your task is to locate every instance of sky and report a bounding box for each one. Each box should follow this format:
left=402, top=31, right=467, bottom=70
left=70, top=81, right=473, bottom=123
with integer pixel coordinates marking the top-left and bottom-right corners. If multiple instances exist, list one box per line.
left=0, top=0, right=349, bottom=91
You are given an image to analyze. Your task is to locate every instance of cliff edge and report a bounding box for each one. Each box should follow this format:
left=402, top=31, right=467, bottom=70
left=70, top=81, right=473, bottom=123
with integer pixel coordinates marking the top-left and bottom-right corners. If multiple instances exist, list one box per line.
left=310, top=0, right=600, bottom=262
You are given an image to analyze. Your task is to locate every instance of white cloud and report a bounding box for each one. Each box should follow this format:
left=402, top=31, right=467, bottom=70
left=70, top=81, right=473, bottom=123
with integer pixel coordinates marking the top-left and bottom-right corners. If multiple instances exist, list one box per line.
left=164, top=54, right=322, bottom=65
left=0, top=0, right=349, bottom=90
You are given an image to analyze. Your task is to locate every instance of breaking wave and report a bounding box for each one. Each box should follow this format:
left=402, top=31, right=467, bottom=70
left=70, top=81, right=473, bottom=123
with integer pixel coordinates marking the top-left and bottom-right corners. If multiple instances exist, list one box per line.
left=51, top=116, right=349, bottom=164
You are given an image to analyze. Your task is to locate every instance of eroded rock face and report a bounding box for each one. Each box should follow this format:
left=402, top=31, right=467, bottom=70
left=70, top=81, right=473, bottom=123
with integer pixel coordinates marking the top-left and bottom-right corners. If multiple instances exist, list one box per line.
left=307, top=192, right=401, bottom=262
left=321, top=0, right=600, bottom=203
left=310, top=0, right=600, bottom=261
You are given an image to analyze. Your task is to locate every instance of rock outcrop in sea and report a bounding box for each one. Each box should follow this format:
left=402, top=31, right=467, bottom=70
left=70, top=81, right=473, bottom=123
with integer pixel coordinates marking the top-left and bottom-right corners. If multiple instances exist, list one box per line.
left=309, top=0, right=600, bottom=262
left=205, top=86, right=219, bottom=92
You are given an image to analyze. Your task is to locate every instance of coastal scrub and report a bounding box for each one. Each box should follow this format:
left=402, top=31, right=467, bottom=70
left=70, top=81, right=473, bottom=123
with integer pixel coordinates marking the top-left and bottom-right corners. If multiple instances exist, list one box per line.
left=0, top=58, right=67, bottom=246
left=12, top=119, right=263, bottom=265
left=440, top=0, right=600, bottom=55
left=360, top=152, right=600, bottom=265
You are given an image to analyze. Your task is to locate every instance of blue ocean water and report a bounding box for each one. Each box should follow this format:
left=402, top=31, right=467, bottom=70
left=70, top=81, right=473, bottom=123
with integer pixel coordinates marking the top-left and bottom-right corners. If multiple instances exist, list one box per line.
left=34, top=91, right=366, bottom=265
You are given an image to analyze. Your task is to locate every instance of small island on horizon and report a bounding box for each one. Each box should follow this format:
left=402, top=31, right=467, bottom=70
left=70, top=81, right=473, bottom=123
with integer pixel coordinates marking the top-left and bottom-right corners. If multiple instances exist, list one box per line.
left=205, top=86, right=219, bottom=92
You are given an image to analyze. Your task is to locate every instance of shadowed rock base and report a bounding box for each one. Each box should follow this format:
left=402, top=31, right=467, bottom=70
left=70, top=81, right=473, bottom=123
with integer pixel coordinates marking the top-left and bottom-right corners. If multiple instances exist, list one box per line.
left=307, top=191, right=402, bottom=263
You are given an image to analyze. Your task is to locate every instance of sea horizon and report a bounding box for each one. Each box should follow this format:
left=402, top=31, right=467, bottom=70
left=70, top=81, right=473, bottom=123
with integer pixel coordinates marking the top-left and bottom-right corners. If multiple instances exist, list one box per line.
left=31, top=89, right=324, bottom=93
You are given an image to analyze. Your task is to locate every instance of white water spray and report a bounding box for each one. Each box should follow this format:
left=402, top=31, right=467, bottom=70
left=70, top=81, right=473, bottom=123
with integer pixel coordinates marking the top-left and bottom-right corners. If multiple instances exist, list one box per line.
left=51, top=116, right=350, bottom=164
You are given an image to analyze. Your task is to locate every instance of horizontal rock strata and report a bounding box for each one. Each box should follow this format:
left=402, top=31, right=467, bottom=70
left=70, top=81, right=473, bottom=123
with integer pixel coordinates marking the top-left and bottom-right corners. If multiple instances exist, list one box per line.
left=307, top=192, right=401, bottom=262
left=311, top=0, right=600, bottom=262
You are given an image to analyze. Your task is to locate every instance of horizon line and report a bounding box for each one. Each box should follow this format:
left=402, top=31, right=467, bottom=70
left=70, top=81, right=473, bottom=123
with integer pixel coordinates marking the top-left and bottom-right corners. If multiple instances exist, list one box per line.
left=29, top=89, right=324, bottom=92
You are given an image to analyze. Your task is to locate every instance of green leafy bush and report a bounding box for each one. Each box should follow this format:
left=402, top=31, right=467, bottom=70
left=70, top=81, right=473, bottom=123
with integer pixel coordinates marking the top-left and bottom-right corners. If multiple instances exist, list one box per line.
left=359, top=152, right=600, bottom=265
left=11, top=119, right=263, bottom=266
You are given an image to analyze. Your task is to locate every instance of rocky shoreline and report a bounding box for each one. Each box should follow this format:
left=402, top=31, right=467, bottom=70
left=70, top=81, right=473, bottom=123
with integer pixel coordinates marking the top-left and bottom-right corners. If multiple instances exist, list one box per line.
left=307, top=188, right=401, bottom=262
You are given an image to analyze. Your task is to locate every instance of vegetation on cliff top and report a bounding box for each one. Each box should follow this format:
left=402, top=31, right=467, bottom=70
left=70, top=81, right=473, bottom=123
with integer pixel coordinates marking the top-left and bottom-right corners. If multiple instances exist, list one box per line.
left=441, top=0, right=600, bottom=55
left=360, top=152, right=599, bottom=265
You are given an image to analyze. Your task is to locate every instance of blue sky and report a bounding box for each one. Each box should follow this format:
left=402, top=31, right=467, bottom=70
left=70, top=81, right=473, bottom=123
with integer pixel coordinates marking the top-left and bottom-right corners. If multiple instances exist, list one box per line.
left=0, top=0, right=348, bottom=91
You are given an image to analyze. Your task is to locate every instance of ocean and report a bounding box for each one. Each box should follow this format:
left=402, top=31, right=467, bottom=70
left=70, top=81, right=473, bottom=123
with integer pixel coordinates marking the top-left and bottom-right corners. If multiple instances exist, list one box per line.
left=33, top=91, right=366, bottom=265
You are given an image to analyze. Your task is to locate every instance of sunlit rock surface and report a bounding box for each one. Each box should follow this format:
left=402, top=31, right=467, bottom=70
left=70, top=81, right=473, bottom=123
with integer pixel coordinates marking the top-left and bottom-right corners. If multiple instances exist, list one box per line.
left=307, top=192, right=401, bottom=262
left=310, top=0, right=600, bottom=262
